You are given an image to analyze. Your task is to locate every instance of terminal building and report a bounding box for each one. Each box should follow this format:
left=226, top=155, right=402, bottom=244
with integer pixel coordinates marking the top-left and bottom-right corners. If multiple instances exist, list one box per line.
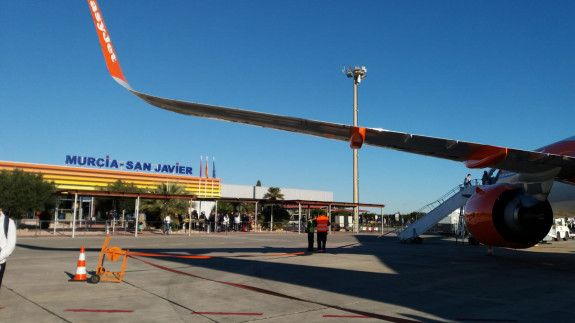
left=0, top=160, right=382, bottom=229
left=0, top=160, right=332, bottom=202
left=0, top=160, right=222, bottom=198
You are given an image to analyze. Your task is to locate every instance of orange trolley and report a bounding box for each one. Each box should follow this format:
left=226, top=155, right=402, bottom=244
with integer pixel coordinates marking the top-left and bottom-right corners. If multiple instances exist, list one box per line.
left=90, top=236, right=129, bottom=284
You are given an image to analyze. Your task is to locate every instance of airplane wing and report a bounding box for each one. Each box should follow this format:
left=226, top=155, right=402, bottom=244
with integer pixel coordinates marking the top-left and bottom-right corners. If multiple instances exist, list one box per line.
left=128, top=91, right=575, bottom=180
left=87, top=0, right=575, bottom=184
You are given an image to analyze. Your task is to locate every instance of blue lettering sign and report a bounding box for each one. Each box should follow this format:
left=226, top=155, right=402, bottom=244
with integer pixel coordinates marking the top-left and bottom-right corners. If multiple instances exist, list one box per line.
left=65, top=155, right=77, bottom=165
left=64, top=155, right=197, bottom=177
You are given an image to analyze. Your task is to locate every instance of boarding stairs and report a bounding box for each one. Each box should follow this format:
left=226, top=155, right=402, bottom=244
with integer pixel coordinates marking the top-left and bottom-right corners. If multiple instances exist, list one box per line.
left=398, top=181, right=477, bottom=241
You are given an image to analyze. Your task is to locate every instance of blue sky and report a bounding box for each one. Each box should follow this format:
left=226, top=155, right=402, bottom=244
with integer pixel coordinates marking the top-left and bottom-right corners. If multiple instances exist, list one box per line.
left=1, top=1, right=574, bottom=213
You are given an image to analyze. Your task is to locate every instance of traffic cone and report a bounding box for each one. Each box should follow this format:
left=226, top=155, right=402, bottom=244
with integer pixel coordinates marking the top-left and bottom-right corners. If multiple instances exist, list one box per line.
left=69, top=246, right=87, bottom=282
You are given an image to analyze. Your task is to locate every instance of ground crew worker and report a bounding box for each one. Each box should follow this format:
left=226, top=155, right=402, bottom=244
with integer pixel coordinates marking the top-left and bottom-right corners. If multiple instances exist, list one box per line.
left=306, top=216, right=316, bottom=252
left=316, top=214, right=329, bottom=252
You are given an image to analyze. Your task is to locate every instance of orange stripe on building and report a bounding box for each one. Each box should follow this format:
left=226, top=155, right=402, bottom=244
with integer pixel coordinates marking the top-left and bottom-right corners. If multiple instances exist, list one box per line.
left=0, top=160, right=221, bottom=198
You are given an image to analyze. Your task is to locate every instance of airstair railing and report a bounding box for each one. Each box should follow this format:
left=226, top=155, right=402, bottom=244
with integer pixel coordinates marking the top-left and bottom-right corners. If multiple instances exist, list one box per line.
left=404, top=179, right=478, bottom=227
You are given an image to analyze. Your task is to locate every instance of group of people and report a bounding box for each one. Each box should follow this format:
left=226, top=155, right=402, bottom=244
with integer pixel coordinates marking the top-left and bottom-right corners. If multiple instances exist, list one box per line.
left=163, top=211, right=254, bottom=233
left=305, top=214, right=329, bottom=252
left=219, top=213, right=250, bottom=232
left=191, top=211, right=253, bottom=232
left=464, top=171, right=497, bottom=187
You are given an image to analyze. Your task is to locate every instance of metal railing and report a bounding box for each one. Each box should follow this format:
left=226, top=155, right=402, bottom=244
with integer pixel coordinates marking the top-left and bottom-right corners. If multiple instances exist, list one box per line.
left=407, top=179, right=478, bottom=226
left=13, top=218, right=403, bottom=237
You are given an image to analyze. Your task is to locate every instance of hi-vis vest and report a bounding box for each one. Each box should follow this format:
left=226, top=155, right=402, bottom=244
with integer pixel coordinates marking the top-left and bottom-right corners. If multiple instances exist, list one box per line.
left=306, top=219, right=316, bottom=233
left=316, top=215, right=329, bottom=232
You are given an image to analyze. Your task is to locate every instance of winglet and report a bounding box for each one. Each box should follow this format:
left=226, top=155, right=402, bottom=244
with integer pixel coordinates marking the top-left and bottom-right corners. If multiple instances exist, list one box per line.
left=87, top=0, right=131, bottom=89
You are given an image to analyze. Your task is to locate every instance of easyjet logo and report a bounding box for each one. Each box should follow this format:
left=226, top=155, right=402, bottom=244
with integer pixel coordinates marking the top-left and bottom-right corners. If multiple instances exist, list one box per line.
left=89, top=0, right=117, bottom=63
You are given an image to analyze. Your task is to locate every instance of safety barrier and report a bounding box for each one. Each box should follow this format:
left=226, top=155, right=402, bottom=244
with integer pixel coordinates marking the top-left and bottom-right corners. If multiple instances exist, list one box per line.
left=15, top=218, right=403, bottom=237
left=14, top=218, right=260, bottom=237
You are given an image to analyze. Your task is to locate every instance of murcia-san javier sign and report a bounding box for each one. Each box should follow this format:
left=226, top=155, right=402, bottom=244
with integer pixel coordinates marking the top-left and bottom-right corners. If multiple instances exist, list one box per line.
left=65, top=155, right=194, bottom=175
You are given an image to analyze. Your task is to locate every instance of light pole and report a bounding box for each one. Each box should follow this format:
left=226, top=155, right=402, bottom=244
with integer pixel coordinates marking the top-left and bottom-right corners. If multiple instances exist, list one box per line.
left=344, top=66, right=367, bottom=233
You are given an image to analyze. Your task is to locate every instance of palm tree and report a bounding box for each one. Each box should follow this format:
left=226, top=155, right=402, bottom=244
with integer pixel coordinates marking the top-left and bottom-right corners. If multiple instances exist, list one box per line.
left=142, top=182, right=190, bottom=228
left=155, top=182, right=186, bottom=195
left=263, top=187, right=284, bottom=201
left=105, top=180, right=142, bottom=193
left=263, top=187, right=284, bottom=230
left=103, top=180, right=144, bottom=216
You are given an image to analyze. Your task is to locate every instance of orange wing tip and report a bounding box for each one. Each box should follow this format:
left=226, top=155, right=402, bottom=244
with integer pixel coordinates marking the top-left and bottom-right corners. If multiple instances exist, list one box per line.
left=88, top=0, right=128, bottom=85
left=349, top=127, right=366, bottom=149
left=464, top=146, right=508, bottom=168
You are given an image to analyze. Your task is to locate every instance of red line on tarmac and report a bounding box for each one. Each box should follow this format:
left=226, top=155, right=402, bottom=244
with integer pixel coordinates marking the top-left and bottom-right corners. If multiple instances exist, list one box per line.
left=128, top=251, right=211, bottom=259
left=131, top=256, right=419, bottom=323
left=324, top=314, right=370, bottom=318
left=225, top=251, right=305, bottom=258
left=128, top=251, right=304, bottom=259
left=65, top=309, right=133, bottom=313
left=192, top=312, right=263, bottom=316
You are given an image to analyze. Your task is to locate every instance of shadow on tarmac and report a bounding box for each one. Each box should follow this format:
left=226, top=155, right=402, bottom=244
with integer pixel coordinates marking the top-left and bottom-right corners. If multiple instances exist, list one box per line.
left=17, top=235, right=575, bottom=322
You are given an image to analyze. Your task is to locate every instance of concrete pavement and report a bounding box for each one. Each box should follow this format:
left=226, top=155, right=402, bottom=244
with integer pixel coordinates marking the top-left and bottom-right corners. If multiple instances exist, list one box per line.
left=1, top=233, right=574, bottom=322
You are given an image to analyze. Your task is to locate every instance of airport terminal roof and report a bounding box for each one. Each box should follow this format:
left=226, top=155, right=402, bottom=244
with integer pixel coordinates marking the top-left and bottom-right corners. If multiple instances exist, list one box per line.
left=57, top=189, right=384, bottom=209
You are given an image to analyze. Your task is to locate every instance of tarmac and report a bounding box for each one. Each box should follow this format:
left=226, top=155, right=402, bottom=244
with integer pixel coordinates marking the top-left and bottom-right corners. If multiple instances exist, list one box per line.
left=1, top=232, right=574, bottom=323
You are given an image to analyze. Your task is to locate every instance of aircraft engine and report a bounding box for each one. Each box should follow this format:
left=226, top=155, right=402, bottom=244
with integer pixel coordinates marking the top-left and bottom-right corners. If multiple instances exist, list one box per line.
left=465, top=184, right=553, bottom=248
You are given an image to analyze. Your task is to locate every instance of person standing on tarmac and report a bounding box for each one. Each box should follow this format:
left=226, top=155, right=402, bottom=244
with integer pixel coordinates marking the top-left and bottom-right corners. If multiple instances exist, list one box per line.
left=0, top=208, right=16, bottom=288
left=306, top=216, right=316, bottom=252
left=164, top=214, right=171, bottom=235
left=316, top=214, right=329, bottom=252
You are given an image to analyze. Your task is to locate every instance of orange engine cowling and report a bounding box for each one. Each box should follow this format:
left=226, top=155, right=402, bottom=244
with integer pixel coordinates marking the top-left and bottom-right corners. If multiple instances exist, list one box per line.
left=465, top=184, right=553, bottom=249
